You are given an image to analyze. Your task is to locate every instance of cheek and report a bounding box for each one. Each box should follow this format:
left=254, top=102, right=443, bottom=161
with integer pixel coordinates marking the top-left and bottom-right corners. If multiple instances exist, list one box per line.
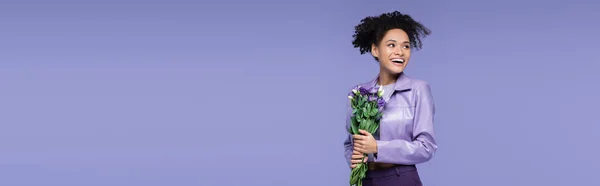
left=377, top=50, right=393, bottom=61
left=383, top=48, right=396, bottom=55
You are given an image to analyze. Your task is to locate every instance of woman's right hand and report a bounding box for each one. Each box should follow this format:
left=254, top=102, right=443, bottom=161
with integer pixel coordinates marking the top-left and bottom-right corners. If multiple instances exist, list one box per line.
left=350, top=149, right=368, bottom=169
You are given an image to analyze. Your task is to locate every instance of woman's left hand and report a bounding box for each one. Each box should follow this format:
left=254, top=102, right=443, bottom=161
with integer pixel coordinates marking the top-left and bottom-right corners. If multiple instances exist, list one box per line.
left=353, top=129, right=378, bottom=154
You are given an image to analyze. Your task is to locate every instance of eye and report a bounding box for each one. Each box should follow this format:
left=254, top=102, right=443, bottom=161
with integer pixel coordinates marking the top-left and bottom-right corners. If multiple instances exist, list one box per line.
left=403, top=45, right=410, bottom=49
left=388, top=43, right=395, bottom=47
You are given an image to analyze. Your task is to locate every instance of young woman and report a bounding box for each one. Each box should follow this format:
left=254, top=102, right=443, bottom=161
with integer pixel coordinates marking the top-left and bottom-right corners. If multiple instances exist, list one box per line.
left=343, top=11, right=437, bottom=186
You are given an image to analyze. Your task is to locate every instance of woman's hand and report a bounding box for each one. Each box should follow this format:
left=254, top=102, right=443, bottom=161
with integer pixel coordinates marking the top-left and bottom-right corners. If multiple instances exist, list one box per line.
left=350, top=150, right=368, bottom=169
left=353, top=129, right=378, bottom=154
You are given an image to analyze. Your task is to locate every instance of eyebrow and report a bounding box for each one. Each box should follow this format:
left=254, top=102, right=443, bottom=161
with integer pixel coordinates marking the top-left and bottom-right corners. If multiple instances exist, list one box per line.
left=386, top=39, right=410, bottom=44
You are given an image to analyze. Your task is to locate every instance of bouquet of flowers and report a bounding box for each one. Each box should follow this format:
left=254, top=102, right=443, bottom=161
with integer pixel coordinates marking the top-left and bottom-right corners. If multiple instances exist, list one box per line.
left=347, top=85, right=386, bottom=186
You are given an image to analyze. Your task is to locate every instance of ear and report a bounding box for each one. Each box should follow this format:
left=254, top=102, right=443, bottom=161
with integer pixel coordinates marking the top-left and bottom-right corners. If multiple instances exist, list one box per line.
left=370, top=43, right=379, bottom=58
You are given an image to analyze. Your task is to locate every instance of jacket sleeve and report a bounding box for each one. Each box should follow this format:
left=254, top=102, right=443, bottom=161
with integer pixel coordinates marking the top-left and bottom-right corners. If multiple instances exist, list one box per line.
left=374, top=83, right=438, bottom=165
left=343, top=99, right=354, bottom=167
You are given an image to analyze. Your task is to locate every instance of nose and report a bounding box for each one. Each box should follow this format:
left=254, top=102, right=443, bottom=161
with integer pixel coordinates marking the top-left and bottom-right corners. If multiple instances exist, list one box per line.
left=395, top=49, right=404, bottom=56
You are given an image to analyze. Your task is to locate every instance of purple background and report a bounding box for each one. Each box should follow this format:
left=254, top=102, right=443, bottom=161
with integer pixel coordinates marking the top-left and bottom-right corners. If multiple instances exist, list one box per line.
left=1, top=0, right=599, bottom=185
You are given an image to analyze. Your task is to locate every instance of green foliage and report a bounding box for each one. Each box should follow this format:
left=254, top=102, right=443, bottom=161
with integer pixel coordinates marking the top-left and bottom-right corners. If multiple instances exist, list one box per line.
left=347, top=87, right=385, bottom=186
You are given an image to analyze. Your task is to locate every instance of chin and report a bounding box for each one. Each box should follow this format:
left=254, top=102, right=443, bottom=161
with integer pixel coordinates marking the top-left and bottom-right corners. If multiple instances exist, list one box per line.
left=389, top=66, right=406, bottom=74
left=391, top=70, right=405, bottom=75
left=382, top=62, right=407, bottom=75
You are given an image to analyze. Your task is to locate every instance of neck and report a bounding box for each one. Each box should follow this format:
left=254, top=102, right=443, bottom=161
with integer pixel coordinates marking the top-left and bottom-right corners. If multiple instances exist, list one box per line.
left=378, top=71, right=399, bottom=86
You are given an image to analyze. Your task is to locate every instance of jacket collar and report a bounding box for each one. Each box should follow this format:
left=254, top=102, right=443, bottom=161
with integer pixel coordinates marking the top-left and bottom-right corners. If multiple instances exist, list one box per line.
left=363, top=72, right=412, bottom=91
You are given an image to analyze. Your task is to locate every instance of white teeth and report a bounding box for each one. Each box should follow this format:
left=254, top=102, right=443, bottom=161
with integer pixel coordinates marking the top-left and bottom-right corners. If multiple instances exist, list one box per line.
left=392, top=59, right=404, bottom=63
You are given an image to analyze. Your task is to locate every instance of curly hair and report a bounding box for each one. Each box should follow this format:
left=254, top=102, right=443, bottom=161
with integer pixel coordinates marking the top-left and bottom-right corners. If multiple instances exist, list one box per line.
left=352, top=11, right=431, bottom=56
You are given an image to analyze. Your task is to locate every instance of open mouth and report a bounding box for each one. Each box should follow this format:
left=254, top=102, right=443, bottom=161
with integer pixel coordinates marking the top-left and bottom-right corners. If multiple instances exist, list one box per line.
left=391, top=58, right=405, bottom=64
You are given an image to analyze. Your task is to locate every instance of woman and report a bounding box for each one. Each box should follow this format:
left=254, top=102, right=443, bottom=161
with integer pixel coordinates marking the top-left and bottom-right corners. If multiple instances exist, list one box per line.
left=343, top=11, right=437, bottom=186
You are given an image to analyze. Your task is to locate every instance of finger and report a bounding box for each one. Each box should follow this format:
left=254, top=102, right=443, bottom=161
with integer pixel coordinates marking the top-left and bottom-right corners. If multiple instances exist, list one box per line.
left=353, top=150, right=362, bottom=155
left=354, top=145, right=363, bottom=151
left=351, top=159, right=363, bottom=164
left=353, top=144, right=363, bottom=149
left=352, top=153, right=363, bottom=157
left=353, top=139, right=365, bottom=145
left=352, top=134, right=365, bottom=140
left=354, top=147, right=364, bottom=153
left=355, top=146, right=367, bottom=153
left=353, top=145, right=363, bottom=152
left=364, top=156, right=369, bottom=162
left=351, top=154, right=364, bottom=159
left=353, top=141, right=362, bottom=147
left=350, top=164, right=357, bottom=168
left=353, top=137, right=365, bottom=142
left=359, top=129, right=371, bottom=136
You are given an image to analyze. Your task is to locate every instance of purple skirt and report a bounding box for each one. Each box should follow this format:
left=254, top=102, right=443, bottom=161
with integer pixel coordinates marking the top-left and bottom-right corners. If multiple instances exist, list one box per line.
left=362, top=165, right=422, bottom=186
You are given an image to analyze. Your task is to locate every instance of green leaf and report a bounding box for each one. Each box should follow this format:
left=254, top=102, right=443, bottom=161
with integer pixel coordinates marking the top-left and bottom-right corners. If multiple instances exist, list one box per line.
left=358, top=120, right=365, bottom=130
left=357, top=96, right=363, bottom=106
left=366, top=120, right=374, bottom=130
left=351, top=117, right=359, bottom=134
left=368, top=123, right=377, bottom=133
left=361, top=107, right=368, bottom=117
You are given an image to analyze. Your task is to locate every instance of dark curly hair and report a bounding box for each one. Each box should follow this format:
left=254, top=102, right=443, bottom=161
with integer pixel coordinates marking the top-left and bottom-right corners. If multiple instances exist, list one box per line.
left=352, top=11, right=431, bottom=57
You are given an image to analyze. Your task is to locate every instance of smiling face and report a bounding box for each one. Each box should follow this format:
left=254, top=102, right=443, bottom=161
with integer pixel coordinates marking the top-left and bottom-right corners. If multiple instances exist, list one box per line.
left=371, top=28, right=412, bottom=76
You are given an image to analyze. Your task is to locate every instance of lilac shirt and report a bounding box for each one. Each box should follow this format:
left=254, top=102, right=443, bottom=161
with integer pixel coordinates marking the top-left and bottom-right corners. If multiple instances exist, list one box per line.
left=343, top=72, right=438, bottom=166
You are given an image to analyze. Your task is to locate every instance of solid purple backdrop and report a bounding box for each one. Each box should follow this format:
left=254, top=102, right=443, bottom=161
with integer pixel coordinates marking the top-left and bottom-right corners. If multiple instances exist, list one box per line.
left=1, top=0, right=599, bottom=185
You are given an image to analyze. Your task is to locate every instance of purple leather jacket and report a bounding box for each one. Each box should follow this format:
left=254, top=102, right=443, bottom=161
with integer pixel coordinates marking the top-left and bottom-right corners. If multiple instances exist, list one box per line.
left=344, top=72, right=438, bottom=166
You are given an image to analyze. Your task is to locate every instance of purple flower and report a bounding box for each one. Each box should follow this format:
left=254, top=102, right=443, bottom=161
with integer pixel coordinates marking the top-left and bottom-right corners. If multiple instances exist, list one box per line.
left=369, top=86, right=379, bottom=94
left=368, top=94, right=377, bottom=101
left=358, top=86, right=370, bottom=95
left=377, top=98, right=385, bottom=108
